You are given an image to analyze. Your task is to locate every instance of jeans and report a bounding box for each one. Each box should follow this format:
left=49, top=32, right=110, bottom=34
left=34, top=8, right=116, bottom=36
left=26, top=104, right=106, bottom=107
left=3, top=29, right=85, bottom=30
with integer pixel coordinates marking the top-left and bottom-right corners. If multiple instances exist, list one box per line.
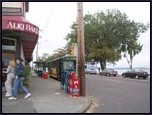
left=5, top=73, right=15, bottom=95
left=12, top=77, right=29, bottom=97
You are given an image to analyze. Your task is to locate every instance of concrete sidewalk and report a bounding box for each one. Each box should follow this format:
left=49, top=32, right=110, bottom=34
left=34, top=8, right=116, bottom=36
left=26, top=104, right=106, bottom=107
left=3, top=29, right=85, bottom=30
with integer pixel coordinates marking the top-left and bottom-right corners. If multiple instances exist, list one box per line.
left=2, top=72, right=92, bottom=113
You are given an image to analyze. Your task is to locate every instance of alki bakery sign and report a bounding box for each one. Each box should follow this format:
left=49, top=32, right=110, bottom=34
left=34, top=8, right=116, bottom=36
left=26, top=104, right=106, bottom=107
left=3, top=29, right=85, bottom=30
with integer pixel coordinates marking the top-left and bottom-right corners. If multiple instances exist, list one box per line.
left=6, top=21, right=39, bottom=35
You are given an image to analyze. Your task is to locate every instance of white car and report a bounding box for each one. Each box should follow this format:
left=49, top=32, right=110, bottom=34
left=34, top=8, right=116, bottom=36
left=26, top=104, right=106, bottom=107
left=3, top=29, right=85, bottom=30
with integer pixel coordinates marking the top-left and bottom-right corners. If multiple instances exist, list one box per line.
left=101, top=69, right=118, bottom=76
left=85, top=69, right=97, bottom=75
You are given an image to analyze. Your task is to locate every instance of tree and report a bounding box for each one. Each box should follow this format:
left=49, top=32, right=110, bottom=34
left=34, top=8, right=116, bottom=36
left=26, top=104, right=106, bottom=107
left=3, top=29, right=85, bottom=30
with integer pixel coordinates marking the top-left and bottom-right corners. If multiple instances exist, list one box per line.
left=39, top=45, right=70, bottom=63
left=119, top=19, right=149, bottom=68
left=24, top=63, right=31, bottom=88
left=65, top=9, right=149, bottom=70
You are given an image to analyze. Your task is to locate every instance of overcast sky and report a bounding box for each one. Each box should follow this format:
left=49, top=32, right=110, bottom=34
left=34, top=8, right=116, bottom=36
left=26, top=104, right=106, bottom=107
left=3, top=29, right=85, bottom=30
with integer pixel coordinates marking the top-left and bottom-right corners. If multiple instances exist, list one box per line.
left=26, top=2, right=150, bottom=68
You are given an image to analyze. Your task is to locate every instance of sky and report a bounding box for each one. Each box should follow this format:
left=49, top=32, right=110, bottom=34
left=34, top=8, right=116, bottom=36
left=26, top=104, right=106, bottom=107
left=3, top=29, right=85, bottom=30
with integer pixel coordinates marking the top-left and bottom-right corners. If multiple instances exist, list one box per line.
left=26, top=2, right=150, bottom=68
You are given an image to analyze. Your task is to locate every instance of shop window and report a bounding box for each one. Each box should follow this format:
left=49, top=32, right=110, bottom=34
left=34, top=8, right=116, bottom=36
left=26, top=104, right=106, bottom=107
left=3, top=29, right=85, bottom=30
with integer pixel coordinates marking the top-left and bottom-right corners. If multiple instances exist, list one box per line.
left=2, top=7, right=22, bottom=15
left=2, top=53, right=15, bottom=68
left=63, top=61, right=75, bottom=70
left=2, top=37, right=16, bottom=51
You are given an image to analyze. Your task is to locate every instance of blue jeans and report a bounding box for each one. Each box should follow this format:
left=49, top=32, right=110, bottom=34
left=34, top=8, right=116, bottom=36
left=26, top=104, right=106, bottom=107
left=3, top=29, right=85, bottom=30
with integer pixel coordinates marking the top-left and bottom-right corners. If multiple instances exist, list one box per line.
left=12, top=77, right=29, bottom=97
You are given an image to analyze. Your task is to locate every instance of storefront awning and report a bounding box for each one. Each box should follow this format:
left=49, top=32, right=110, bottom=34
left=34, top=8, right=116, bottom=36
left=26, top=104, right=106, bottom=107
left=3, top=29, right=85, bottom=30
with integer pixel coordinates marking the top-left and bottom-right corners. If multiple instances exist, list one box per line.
left=2, top=16, right=39, bottom=62
left=2, top=16, right=39, bottom=36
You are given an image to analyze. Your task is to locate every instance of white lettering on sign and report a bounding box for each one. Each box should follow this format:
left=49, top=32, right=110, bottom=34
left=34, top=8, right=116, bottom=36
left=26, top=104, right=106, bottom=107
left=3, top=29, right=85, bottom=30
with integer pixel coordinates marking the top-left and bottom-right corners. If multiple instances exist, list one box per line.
left=73, top=88, right=79, bottom=94
left=74, top=80, right=78, bottom=85
left=25, top=24, right=39, bottom=35
left=7, top=21, right=24, bottom=31
left=7, top=21, right=39, bottom=35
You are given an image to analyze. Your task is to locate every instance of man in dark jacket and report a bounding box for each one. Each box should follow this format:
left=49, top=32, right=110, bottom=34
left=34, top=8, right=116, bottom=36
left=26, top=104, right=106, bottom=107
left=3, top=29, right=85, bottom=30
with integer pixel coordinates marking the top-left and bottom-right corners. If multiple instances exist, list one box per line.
left=8, top=57, right=31, bottom=100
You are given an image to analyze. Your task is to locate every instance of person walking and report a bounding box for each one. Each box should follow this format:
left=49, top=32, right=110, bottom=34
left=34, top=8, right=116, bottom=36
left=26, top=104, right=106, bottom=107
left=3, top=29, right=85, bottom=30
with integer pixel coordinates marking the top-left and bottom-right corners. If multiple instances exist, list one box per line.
left=8, top=57, right=31, bottom=100
left=98, top=68, right=100, bottom=73
left=4, top=60, right=15, bottom=97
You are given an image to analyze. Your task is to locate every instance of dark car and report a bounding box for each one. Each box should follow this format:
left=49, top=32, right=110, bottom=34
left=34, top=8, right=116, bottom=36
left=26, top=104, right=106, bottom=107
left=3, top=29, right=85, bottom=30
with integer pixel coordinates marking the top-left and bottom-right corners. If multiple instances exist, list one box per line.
left=85, top=69, right=97, bottom=75
left=122, top=69, right=148, bottom=79
left=100, top=69, right=118, bottom=76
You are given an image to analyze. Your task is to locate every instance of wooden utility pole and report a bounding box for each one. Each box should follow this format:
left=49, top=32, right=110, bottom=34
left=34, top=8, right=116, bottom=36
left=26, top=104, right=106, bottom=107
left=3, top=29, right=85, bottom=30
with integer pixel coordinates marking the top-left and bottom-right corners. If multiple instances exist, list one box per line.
left=77, top=2, right=85, bottom=96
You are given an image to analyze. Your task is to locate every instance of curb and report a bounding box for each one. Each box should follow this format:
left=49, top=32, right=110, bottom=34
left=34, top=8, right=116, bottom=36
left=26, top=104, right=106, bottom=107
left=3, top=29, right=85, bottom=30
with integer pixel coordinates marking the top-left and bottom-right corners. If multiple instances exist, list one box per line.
left=82, top=98, right=93, bottom=113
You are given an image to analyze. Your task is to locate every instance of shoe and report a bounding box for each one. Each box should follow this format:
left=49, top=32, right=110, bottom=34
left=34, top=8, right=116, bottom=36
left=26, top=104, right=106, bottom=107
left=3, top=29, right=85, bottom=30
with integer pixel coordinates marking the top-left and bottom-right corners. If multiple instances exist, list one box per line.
left=5, top=94, right=12, bottom=97
left=8, top=97, right=17, bottom=100
left=24, top=93, right=31, bottom=99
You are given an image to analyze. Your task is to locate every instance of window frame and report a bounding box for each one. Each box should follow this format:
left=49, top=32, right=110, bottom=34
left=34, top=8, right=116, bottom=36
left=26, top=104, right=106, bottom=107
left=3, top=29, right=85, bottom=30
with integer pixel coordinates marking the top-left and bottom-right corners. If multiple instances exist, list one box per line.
left=2, top=37, right=17, bottom=51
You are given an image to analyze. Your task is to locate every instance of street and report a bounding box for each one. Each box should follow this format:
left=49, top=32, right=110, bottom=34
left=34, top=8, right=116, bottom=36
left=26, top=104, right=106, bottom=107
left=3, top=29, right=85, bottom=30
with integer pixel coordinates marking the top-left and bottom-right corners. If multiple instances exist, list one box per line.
left=86, top=74, right=150, bottom=113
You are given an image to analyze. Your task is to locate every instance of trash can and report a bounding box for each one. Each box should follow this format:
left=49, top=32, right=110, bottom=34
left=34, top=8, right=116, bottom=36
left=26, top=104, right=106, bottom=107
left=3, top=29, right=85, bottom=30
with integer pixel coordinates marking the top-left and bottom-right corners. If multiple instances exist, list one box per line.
left=37, top=70, right=43, bottom=77
left=43, top=72, right=48, bottom=79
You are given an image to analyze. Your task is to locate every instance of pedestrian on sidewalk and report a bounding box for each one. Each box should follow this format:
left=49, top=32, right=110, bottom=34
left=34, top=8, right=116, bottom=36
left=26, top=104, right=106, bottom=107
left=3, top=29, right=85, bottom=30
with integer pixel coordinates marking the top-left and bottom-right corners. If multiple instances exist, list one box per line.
left=8, top=57, right=31, bottom=100
left=4, top=60, right=15, bottom=97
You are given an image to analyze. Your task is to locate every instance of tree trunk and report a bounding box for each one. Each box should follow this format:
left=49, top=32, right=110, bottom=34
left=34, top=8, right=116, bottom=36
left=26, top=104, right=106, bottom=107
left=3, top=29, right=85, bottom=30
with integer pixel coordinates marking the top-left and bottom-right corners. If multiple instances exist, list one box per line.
left=130, top=58, right=133, bottom=69
left=100, top=60, right=106, bottom=71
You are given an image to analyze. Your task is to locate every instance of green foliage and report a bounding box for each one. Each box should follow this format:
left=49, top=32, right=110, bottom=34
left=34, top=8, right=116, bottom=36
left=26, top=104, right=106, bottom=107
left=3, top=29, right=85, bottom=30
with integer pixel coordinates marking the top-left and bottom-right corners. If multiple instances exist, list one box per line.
left=65, top=9, right=149, bottom=69
left=38, top=44, right=70, bottom=62
left=24, top=64, right=31, bottom=88
left=38, top=9, right=149, bottom=69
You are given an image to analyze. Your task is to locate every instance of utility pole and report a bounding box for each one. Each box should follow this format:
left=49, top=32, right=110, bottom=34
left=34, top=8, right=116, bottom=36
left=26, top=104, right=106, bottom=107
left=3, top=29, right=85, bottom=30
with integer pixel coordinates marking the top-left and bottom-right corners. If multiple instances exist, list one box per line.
left=36, top=41, right=39, bottom=61
left=77, top=2, right=85, bottom=96
left=36, top=30, right=42, bottom=62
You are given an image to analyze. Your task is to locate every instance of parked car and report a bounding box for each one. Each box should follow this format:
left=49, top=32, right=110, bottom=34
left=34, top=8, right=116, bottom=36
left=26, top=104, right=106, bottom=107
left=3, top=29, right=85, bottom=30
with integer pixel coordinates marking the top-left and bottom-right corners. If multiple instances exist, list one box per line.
left=85, top=69, right=97, bottom=75
left=121, top=69, right=148, bottom=79
left=100, top=69, right=118, bottom=76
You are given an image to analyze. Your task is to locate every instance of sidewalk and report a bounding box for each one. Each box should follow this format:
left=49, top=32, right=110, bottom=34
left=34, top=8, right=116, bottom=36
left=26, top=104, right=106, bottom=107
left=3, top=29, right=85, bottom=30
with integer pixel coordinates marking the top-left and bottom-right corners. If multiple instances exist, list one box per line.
left=2, top=72, right=92, bottom=113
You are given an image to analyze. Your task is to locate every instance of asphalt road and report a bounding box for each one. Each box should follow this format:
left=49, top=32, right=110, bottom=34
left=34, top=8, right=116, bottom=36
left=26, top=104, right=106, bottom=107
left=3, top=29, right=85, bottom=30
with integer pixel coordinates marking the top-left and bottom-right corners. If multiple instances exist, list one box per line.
left=86, top=74, right=150, bottom=113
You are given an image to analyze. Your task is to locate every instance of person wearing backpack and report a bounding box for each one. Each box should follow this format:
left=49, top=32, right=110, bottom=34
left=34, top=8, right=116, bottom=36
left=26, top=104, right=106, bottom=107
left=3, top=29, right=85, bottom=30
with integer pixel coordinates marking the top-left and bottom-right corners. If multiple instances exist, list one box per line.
left=8, top=57, right=31, bottom=100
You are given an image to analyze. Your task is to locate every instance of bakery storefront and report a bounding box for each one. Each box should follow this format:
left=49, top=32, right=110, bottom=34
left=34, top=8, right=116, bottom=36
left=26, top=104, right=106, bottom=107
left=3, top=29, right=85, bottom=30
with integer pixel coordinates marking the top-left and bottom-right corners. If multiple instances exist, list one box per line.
left=2, top=16, right=39, bottom=85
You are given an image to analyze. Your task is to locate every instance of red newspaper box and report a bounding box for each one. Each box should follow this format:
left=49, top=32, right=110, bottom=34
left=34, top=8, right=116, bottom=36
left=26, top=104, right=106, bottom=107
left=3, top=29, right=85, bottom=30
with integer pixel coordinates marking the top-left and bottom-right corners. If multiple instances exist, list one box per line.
left=43, top=72, right=48, bottom=79
left=69, top=72, right=80, bottom=97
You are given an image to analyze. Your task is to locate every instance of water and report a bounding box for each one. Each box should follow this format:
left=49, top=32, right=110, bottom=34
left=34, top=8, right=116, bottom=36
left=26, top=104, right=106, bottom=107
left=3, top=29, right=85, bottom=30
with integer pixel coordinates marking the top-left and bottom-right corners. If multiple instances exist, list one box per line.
left=85, top=64, right=150, bottom=76
left=113, top=68, right=150, bottom=75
